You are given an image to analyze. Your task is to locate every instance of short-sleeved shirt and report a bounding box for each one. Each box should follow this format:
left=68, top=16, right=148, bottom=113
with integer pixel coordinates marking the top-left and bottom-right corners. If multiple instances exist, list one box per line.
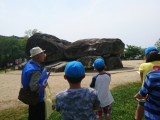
left=55, top=88, right=100, bottom=120
left=90, top=73, right=114, bottom=107
left=139, top=70, right=160, bottom=120
left=139, top=61, right=160, bottom=84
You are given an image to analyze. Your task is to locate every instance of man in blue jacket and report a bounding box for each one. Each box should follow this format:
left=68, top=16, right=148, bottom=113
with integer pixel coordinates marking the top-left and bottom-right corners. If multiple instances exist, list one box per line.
left=21, top=46, right=48, bottom=120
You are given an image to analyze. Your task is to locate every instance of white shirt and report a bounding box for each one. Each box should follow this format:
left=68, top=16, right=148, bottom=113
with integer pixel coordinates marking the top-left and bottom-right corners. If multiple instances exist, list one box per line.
left=91, top=73, right=114, bottom=107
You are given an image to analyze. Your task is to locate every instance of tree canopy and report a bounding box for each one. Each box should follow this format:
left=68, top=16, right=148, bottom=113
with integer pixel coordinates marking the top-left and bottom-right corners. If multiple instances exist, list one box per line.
left=0, top=29, right=41, bottom=68
left=122, top=45, right=144, bottom=60
left=0, top=35, right=27, bottom=68
left=155, top=38, right=160, bottom=50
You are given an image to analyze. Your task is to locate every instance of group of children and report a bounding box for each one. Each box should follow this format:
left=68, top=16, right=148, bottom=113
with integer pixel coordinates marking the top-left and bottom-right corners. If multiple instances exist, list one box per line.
left=21, top=46, right=160, bottom=120
left=55, top=58, right=114, bottom=120
left=134, top=46, right=160, bottom=120
left=54, top=46, right=160, bottom=120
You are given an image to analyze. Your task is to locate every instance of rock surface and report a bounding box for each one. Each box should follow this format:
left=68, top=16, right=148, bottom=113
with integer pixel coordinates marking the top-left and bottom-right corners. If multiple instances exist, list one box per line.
left=25, top=33, right=71, bottom=63
left=65, top=38, right=124, bottom=60
left=25, top=33, right=125, bottom=70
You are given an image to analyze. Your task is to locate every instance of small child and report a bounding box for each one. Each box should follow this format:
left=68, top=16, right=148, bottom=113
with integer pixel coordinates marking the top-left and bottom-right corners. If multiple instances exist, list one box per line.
left=135, top=70, right=160, bottom=120
left=55, top=61, right=100, bottom=120
left=90, top=58, right=114, bottom=120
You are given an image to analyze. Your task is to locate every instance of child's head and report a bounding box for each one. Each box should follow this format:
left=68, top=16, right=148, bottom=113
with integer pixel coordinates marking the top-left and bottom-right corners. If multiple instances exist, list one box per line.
left=93, top=58, right=105, bottom=72
left=64, top=61, right=85, bottom=83
left=145, top=46, right=158, bottom=55
left=145, top=46, right=160, bottom=62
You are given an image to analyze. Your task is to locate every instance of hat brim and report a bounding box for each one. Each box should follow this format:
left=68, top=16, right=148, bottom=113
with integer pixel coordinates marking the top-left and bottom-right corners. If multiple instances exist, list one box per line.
left=30, top=50, right=45, bottom=57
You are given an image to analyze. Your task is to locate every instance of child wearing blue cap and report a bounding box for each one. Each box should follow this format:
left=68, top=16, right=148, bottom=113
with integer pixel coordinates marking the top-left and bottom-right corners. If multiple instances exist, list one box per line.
left=134, top=46, right=160, bottom=120
left=55, top=61, right=100, bottom=120
left=90, top=58, right=114, bottom=120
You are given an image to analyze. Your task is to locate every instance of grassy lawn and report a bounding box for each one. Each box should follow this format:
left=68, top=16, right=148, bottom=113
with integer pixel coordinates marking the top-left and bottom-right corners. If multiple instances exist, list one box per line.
left=0, top=82, right=143, bottom=120
left=111, top=82, right=143, bottom=120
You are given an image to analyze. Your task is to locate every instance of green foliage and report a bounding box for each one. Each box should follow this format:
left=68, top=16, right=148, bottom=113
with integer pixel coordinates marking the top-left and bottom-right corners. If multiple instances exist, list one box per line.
left=25, top=29, right=40, bottom=38
left=0, top=106, right=28, bottom=120
left=123, top=45, right=144, bottom=60
left=155, top=38, right=160, bottom=50
left=111, top=82, right=144, bottom=120
left=0, top=35, right=27, bottom=67
left=0, top=82, right=144, bottom=120
left=18, top=36, right=28, bottom=58
left=48, top=111, right=62, bottom=120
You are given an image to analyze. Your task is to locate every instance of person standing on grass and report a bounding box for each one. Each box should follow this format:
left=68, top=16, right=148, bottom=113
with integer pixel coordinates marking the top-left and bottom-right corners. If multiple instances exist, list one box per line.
left=134, top=46, right=160, bottom=120
left=21, top=46, right=48, bottom=120
left=90, top=58, right=114, bottom=120
left=135, top=69, right=160, bottom=120
left=55, top=61, right=100, bottom=120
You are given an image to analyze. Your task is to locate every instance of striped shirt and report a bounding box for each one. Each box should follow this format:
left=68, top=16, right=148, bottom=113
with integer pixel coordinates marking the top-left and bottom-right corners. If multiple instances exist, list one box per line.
left=139, top=70, right=160, bottom=120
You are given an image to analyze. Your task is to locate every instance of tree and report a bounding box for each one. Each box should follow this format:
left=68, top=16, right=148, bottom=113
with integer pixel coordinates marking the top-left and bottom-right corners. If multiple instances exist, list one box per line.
left=155, top=38, right=160, bottom=50
left=25, top=29, right=41, bottom=38
left=123, top=45, right=144, bottom=60
left=0, top=35, right=27, bottom=68
left=18, top=36, right=28, bottom=58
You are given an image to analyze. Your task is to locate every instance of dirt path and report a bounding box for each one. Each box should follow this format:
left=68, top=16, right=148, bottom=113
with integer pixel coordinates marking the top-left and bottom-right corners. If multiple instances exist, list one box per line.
left=0, top=60, right=144, bottom=111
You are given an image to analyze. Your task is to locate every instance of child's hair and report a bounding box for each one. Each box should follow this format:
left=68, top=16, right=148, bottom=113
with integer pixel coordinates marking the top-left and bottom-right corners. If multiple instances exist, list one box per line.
left=146, top=51, right=160, bottom=62
left=65, top=75, right=85, bottom=83
left=95, top=66, right=105, bottom=72
left=64, top=61, right=85, bottom=83
left=145, top=46, right=160, bottom=62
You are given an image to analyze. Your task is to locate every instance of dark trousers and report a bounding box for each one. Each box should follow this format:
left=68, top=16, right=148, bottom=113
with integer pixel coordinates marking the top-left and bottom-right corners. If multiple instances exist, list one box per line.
left=28, top=101, right=45, bottom=120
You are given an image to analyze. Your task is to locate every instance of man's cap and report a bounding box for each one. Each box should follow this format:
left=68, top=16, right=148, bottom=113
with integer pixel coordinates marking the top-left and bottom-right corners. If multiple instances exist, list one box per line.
left=30, top=46, right=45, bottom=57
left=92, top=58, right=105, bottom=69
left=145, top=46, right=158, bottom=55
left=65, top=61, right=85, bottom=78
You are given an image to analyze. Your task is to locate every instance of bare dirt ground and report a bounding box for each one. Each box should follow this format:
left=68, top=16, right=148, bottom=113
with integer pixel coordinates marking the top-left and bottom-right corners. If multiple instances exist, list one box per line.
left=0, top=60, right=144, bottom=111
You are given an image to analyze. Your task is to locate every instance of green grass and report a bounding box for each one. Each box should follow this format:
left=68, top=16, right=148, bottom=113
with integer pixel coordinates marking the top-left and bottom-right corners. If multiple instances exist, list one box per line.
left=0, top=82, right=143, bottom=120
left=0, top=107, right=28, bottom=120
left=111, top=82, right=144, bottom=120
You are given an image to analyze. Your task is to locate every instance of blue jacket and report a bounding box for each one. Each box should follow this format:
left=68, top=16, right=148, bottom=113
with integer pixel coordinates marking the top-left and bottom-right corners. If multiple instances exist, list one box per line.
left=21, top=60, right=48, bottom=102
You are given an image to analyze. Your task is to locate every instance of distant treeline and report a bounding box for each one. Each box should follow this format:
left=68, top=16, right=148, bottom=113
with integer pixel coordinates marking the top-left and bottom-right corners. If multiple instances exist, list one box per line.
left=0, top=33, right=151, bottom=68
left=0, top=35, right=27, bottom=68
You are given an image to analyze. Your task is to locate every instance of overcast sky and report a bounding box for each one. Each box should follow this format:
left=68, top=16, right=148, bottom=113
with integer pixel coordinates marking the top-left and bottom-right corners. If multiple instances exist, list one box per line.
left=0, top=0, right=160, bottom=48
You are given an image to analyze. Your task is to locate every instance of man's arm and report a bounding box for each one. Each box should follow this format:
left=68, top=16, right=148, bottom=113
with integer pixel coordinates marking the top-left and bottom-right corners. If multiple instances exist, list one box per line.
left=29, top=71, right=41, bottom=92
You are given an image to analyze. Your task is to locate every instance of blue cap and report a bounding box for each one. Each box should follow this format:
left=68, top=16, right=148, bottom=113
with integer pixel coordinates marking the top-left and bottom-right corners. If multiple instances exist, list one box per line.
left=92, top=58, right=105, bottom=69
left=145, top=46, right=158, bottom=55
left=65, top=61, right=85, bottom=78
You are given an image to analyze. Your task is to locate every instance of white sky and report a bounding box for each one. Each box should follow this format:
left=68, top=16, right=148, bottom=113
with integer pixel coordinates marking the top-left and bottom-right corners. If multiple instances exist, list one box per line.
left=0, top=0, right=160, bottom=48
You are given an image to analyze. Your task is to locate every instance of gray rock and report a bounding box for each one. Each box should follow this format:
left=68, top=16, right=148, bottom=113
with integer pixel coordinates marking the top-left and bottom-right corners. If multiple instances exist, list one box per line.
left=46, top=61, right=67, bottom=73
left=64, top=38, right=124, bottom=60
left=78, top=56, right=123, bottom=70
left=25, top=33, right=125, bottom=71
left=78, top=56, right=102, bottom=69
left=25, top=33, right=71, bottom=63
left=104, top=56, right=123, bottom=70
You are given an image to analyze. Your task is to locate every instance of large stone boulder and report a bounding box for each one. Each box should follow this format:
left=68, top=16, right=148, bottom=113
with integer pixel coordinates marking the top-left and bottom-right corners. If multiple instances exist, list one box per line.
left=25, top=33, right=71, bottom=63
left=104, top=56, right=123, bottom=70
left=78, top=56, right=102, bottom=69
left=25, top=33, right=125, bottom=71
left=64, top=38, right=124, bottom=60
left=78, top=55, right=123, bottom=70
